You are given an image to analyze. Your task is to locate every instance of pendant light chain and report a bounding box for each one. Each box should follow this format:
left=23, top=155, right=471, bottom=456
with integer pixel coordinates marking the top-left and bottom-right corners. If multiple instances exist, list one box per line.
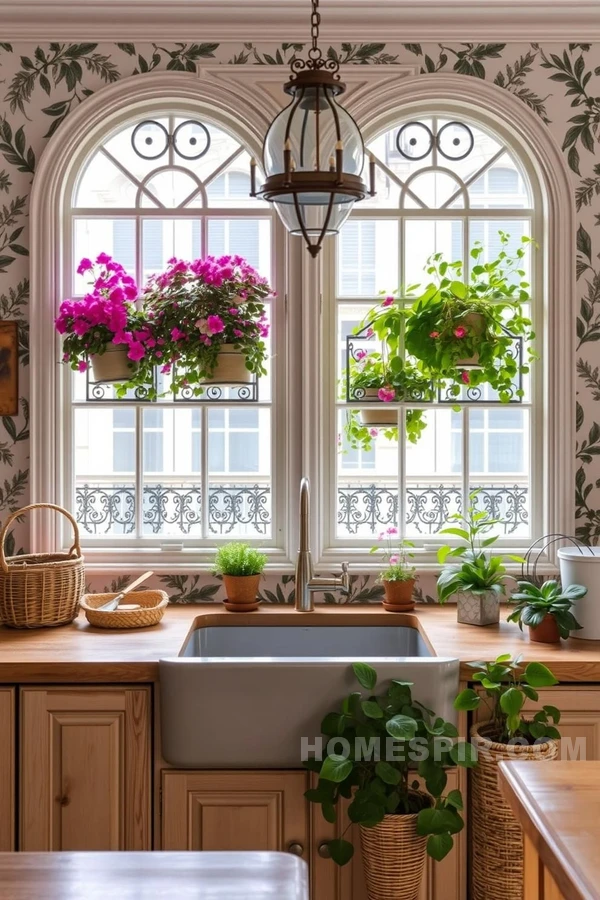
left=309, top=0, right=322, bottom=60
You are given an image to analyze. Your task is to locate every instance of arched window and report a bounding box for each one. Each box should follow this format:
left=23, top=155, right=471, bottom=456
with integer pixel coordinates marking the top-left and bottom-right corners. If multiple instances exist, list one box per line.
left=323, top=110, right=546, bottom=557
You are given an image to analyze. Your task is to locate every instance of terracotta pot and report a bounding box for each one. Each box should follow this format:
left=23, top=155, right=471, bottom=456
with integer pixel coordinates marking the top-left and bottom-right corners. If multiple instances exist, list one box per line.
left=201, top=344, right=253, bottom=385
left=382, top=578, right=415, bottom=612
left=360, top=804, right=429, bottom=900
left=359, top=389, right=398, bottom=427
left=90, top=346, right=133, bottom=383
left=222, top=573, right=261, bottom=611
left=470, top=723, right=558, bottom=900
left=455, top=312, right=485, bottom=367
left=529, top=613, right=561, bottom=643
left=456, top=590, right=499, bottom=626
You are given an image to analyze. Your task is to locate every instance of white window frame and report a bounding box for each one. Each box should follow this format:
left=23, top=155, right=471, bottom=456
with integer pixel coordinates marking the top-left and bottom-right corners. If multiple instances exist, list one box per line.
left=30, top=70, right=575, bottom=573
left=302, top=73, right=576, bottom=571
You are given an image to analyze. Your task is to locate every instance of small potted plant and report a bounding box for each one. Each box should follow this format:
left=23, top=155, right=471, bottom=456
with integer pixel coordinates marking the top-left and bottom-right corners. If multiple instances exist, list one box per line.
left=436, top=494, right=516, bottom=626
left=305, top=662, right=476, bottom=900
left=56, top=254, right=154, bottom=386
left=507, top=579, right=585, bottom=643
left=454, top=655, right=560, bottom=900
left=404, top=233, right=536, bottom=401
left=370, top=527, right=416, bottom=611
left=143, top=255, right=272, bottom=396
left=212, top=542, right=267, bottom=611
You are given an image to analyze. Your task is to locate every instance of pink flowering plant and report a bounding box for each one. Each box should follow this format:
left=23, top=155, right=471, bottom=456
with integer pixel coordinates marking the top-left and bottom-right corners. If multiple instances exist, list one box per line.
left=142, top=254, right=272, bottom=396
left=404, top=233, right=536, bottom=401
left=370, top=526, right=416, bottom=582
left=55, top=254, right=159, bottom=393
left=344, top=353, right=432, bottom=451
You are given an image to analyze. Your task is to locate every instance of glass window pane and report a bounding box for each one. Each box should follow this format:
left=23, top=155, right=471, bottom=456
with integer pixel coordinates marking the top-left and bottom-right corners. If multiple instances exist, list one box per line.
left=73, top=219, right=136, bottom=294
left=337, top=220, right=399, bottom=297
left=405, top=409, right=462, bottom=537
left=229, top=408, right=259, bottom=428
left=404, top=220, right=463, bottom=287
left=230, top=433, right=258, bottom=472
left=142, top=219, right=202, bottom=280
left=207, top=218, right=271, bottom=280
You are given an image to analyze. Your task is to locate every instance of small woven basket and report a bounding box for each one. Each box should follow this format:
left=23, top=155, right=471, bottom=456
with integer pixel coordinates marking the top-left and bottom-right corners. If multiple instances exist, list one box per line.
left=0, top=503, right=85, bottom=628
left=470, top=722, right=559, bottom=900
left=360, top=812, right=428, bottom=900
left=81, top=590, right=169, bottom=629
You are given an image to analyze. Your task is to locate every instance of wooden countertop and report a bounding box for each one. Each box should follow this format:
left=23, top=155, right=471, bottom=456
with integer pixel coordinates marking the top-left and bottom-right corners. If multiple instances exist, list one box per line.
left=1, top=603, right=600, bottom=682
left=0, top=851, right=309, bottom=899
left=499, top=761, right=600, bottom=900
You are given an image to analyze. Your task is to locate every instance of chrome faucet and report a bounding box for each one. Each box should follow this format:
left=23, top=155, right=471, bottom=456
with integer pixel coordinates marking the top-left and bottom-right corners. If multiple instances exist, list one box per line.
left=295, top=477, right=350, bottom=611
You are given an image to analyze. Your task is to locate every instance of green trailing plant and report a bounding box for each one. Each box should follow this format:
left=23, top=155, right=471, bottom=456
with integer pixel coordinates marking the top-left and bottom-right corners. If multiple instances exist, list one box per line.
left=344, top=353, right=431, bottom=451
left=212, top=542, right=267, bottom=577
left=304, top=662, right=477, bottom=866
left=404, top=233, right=536, bottom=401
left=370, top=527, right=415, bottom=582
left=436, top=495, right=520, bottom=603
left=454, top=654, right=560, bottom=743
left=507, top=580, right=585, bottom=639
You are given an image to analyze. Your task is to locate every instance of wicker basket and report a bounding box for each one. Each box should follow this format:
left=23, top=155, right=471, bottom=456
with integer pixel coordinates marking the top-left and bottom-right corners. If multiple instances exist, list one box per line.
left=470, top=722, right=559, bottom=900
left=360, top=812, right=428, bottom=900
left=0, top=503, right=84, bottom=628
left=80, top=590, right=169, bottom=629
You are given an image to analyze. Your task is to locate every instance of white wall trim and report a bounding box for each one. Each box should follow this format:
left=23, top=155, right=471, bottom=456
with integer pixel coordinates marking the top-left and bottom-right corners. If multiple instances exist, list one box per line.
left=2, top=0, right=600, bottom=41
left=313, top=72, right=576, bottom=566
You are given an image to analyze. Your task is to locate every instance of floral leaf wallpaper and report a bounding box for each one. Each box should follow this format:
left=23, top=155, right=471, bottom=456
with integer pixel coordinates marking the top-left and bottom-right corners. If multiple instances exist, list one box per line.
left=0, top=39, right=597, bottom=602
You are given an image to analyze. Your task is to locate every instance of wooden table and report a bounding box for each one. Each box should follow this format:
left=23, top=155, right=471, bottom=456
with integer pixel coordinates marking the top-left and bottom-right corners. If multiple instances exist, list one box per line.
left=499, top=761, right=600, bottom=900
left=0, top=851, right=309, bottom=898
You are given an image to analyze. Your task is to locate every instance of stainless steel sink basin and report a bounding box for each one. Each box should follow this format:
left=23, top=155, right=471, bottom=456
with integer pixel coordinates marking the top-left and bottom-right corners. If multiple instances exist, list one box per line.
left=160, top=619, right=459, bottom=768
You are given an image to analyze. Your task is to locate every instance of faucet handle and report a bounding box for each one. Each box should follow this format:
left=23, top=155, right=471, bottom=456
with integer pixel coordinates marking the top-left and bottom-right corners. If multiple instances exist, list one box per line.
left=340, top=561, right=351, bottom=594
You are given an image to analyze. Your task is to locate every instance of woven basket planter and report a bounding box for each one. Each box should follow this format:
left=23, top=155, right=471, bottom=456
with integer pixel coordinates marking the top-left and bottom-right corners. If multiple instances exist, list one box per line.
left=360, top=812, right=428, bottom=900
left=0, top=503, right=85, bottom=628
left=201, top=344, right=253, bottom=385
left=90, top=346, right=133, bottom=383
left=470, top=722, right=559, bottom=900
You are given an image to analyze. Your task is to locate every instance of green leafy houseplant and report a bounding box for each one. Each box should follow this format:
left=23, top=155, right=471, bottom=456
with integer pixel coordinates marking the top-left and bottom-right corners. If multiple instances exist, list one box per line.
left=344, top=353, right=431, bottom=451
left=212, top=542, right=267, bottom=577
left=454, top=654, right=560, bottom=743
left=507, top=580, right=585, bottom=640
left=436, top=497, right=516, bottom=604
left=304, top=662, right=477, bottom=867
left=404, top=233, right=536, bottom=401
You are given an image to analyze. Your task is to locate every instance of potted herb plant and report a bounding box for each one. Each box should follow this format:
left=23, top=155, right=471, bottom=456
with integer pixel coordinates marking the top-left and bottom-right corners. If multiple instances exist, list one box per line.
left=436, top=495, right=517, bottom=626
left=507, top=579, right=585, bottom=643
left=56, top=254, right=153, bottom=385
left=454, top=655, right=560, bottom=900
left=143, top=255, right=272, bottom=396
left=305, top=662, right=476, bottom=900
left=212, top=542, right=267, bottom=611
left=370, top=527, right=416, bottom=611
left=404, top=233, right=535, bottom=401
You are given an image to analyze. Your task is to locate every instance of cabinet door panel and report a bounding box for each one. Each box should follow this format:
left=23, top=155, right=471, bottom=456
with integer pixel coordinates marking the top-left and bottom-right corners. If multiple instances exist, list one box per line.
left=20, top=687, right=150, bottom=851
left=0, top=688, right=14, bottom=851
left=162, top=770, right=308, bottom=859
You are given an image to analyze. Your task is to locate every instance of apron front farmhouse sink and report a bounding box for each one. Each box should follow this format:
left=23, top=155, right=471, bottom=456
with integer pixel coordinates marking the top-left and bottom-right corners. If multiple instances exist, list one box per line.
left=159, top=617, right=459, bottom=767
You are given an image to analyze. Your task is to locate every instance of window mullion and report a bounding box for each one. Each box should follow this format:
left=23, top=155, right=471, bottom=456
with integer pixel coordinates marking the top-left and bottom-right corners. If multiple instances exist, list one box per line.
left=398, top=408, right=406, bottom=538
left=462, top=407, right=470, bottom=524
left=135, top=406, right=144, bottom=540
left=201, top=406, right=210, bottom=540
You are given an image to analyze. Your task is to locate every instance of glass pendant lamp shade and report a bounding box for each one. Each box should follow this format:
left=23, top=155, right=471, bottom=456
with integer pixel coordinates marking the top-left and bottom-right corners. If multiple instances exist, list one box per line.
left=251, top=1, right=375, bottom=257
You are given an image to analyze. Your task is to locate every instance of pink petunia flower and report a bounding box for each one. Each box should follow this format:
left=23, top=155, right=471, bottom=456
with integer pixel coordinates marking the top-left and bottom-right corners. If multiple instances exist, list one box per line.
left=206, top=315, right=225, bottom=335
left=381, top=295, right=394, bottom=307
left=378, top=386, right=395, bottom=403
left=454, top=326, right=467, bottom=338
left=76, top=258, right=93, bottom=275
left=429, top=331, right=440, bottom=338
left=461, top=370, right=470, bottom=384
left=77, top=360, right=88, bottom=372
left=389, top=555, right=399, bottom=565
left=355, top=349, right=367, bottom=361
left=127, top=341, right=146, bottom=361
left=171, top=327, right=187, bottom=341
left=387, top=527, right=398, bottom=535
left=95, top=252, right=112, bottom=265
left=369, top=428, right=378, bottom=437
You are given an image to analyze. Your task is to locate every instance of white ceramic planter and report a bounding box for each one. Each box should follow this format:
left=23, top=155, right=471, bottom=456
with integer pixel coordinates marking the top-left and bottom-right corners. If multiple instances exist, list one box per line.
left=201, top=344, right=253, bottom=384
left=456, top=590, right=500, bottom=626
left=558, top=546, right=600, bottom=639
left=359, top=388, right=398, bottom=427
left=90, top=346, right=132, bottom=383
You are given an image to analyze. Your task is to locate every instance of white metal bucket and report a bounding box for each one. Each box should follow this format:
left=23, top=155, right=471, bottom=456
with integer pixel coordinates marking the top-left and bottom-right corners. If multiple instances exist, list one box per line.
left=558, top=546, right=600, bottom=640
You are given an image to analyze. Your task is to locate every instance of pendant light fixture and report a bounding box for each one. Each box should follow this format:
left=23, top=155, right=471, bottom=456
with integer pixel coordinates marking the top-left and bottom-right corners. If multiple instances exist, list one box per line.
left=250, top=0, right=375, bottom=257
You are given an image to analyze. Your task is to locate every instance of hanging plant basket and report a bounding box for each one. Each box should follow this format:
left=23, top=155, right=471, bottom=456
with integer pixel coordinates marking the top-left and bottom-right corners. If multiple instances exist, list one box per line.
left=200, top=344, right=254, bottom=385
left=90, top=346, right=133, bottom=383
left=455, top=313, right=485, bottom=367
left=359, top=389, right=398, bottom=427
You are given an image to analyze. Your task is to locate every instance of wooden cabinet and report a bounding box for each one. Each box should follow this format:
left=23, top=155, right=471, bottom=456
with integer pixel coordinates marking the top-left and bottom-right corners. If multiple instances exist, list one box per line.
left=20, top=686, right=151, bottom=851
left=0, top=688, right=14, bottom=850
left=310, top=770, right=465, bottom=900
left=162, top=770, right=309, bottom=858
